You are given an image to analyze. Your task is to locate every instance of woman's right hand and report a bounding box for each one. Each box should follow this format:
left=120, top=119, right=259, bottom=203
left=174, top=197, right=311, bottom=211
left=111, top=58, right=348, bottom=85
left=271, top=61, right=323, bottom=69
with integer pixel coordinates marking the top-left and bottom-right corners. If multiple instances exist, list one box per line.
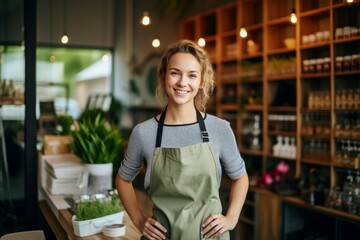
left=137, top=216, right=167, bottom=240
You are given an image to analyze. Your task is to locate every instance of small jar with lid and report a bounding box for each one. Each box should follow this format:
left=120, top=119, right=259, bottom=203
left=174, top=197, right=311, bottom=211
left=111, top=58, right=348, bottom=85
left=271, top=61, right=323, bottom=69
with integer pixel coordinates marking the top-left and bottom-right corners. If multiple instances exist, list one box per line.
left=309, top=59, right=316, bottom=73
left=316, top=58, right=324, bottom=73
left=302, top=35, right=309, bottom=45
left=316, top=31, right=324, bottom=42
left=308, top=34, right=316, bottom=43
left=335, top=56, right=344, bottom=72
left=343, top=26, right=352, bottom=39
left=303, top=59, right=310, bottom=73
left=323, top=30, right=330, bottom=41
left=335, top=28, right=344, bottom=40
left=323, top=57, right=331, bottom=72
left=351, top=27, right=359, bottom=37
left=352, top=54, right=359, bottom=71
left=343, top=55, right=352, bottom=71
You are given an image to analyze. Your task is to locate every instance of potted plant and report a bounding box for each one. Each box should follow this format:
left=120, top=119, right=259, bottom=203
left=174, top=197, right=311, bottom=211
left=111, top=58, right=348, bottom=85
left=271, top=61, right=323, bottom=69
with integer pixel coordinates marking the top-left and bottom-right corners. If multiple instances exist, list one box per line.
left=72, top=190, right=125, bottom=237
left=71, top=114, right=124, bottom=192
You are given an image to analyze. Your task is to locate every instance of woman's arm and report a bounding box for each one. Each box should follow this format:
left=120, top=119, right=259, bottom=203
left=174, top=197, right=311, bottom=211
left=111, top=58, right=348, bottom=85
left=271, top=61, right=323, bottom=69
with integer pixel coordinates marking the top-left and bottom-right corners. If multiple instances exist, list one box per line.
left=115, top=175, right=146, bottom=230
left=115, top=175, right=167, bottom=239
left=225, top=172, right=249, bottom=225
left=201, top=172, right=249, bottom=238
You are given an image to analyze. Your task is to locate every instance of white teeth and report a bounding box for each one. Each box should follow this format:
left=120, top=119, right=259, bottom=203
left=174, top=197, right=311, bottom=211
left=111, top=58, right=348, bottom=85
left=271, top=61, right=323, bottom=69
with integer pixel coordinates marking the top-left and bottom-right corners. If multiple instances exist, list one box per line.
left=175, top=89, right=189, bottom=94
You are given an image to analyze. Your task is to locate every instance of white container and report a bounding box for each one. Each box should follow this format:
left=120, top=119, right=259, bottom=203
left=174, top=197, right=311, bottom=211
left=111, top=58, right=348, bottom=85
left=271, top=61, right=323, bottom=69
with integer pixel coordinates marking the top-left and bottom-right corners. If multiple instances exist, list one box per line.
left=85, top=163, right=113, bottom=192
left=103, top=224, right=126, bottom=237
left=72, top=211, right=124, bottom=237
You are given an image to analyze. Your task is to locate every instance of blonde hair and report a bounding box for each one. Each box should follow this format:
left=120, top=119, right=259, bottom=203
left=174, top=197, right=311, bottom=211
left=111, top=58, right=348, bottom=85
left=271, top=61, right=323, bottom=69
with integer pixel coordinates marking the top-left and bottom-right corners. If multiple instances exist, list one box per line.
left=156, top=39, right=215, bottom=112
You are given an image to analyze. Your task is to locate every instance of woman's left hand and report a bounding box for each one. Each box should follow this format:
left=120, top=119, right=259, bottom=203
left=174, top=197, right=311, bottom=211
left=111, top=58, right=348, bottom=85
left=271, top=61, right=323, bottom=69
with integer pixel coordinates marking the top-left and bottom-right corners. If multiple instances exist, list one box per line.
left=201, top=214, right=236, bottom=239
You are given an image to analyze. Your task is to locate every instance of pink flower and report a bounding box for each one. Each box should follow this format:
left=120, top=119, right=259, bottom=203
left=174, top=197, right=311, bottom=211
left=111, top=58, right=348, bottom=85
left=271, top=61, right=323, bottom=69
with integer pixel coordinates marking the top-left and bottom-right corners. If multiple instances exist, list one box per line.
left=263, top=172, right=273, bottom=185
left=276, top=161, right=290, bottom=175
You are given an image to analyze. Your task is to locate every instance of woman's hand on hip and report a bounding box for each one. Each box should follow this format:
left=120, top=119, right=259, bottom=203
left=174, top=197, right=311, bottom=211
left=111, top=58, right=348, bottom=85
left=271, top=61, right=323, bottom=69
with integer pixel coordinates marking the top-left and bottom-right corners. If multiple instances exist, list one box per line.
left=201, top=214, right=236, bottom=239
left=138, top=216, right=167, bottom=240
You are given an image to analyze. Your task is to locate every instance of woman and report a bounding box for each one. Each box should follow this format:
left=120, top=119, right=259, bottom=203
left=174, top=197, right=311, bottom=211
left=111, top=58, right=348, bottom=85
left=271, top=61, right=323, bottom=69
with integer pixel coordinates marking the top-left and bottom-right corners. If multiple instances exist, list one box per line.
left=116, top=39, right=249, bottom=240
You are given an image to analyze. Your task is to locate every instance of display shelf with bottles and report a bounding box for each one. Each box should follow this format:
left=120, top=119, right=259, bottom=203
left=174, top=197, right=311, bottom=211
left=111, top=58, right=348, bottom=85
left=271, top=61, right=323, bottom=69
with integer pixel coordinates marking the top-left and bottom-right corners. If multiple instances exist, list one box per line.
left=239, top=113, right=262, bottom=154
left=180, top=1, right=360, bottom=238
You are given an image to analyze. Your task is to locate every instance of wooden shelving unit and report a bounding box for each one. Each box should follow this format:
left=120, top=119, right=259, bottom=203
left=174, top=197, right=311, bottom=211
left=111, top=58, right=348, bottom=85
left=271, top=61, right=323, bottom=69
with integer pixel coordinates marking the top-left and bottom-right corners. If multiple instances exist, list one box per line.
left=181, top=0, right=360, bottom=239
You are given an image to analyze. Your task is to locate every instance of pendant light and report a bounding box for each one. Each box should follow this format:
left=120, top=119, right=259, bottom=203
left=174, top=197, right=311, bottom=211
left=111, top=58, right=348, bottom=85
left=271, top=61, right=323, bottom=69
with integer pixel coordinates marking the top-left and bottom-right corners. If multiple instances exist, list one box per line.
left=240, top=27, right=248, bottom=38
left=152, top=38, right=160, bottom=48
left=101, top=0, right=109, bottom=61
left=49, top=0, right=55, bottom=62
left=61, top=0, right=69, bottom=44
left=290, top=8, right=297, bottom=24
left=141, top=11, right=151, bottom=26
left=240, top=4, right=247, bottom=38
left=198, top=38, right=206, bottom=47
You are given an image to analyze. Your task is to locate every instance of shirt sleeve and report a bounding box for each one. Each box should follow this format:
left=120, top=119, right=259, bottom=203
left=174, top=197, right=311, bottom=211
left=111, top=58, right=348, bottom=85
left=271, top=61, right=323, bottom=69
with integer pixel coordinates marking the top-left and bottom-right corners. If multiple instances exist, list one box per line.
left=117, top=125, right=144, bottom=181
left=218, top=120, right=246, bottom=180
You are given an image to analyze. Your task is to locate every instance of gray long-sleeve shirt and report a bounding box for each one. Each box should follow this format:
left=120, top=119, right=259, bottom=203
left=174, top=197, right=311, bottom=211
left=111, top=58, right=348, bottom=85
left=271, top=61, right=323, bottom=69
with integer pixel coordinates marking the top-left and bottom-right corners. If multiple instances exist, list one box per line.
left=118, top=113, right=246, bottom=189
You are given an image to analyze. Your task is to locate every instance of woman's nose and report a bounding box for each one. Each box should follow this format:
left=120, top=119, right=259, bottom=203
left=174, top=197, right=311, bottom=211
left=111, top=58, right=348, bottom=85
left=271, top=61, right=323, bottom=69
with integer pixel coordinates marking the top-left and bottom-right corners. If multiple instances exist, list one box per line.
left=177, top=75, right=187, bottom=86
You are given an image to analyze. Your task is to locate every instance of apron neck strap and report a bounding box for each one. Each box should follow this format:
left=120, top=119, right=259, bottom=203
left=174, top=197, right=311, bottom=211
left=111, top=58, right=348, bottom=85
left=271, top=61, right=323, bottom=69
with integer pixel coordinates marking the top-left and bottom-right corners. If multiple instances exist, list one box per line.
left=196, top=109, right=209, bottom=142
left=155, top=108, right=209, bottom=148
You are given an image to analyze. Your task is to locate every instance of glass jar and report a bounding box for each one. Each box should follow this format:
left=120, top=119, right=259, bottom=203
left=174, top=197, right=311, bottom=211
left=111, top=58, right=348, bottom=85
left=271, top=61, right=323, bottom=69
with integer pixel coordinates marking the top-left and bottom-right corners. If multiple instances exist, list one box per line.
left=351, top=27, right=359, bottom=37
left=323, top=30, right=330, bottom=41
left=309, top=59, right=316, bottom=73
left=343, top=26, right=352, bottom=38
left=335, top=28, right=344, bottom=40
left=343, top=55, right=352, bottom=71
left=316, top=58, right=323, bottom=73
left=323, top=57, right=331, bottom=72
left=335, top=56, right=344, bottom=72
left=303, top=59, right=310, bottom=73
left=352, top=54, right=359, bottom=71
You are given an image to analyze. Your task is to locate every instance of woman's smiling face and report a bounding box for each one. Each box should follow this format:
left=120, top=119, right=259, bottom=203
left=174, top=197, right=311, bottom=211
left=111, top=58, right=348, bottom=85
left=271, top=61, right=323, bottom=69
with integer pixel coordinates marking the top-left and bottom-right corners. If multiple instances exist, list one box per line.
left=165, top=52, right=202, bottom=107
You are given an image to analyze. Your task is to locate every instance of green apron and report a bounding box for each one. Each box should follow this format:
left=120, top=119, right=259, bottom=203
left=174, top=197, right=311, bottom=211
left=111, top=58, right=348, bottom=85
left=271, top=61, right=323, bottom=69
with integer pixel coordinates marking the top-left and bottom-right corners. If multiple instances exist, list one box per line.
left=146, top=109, right=229, bottom=240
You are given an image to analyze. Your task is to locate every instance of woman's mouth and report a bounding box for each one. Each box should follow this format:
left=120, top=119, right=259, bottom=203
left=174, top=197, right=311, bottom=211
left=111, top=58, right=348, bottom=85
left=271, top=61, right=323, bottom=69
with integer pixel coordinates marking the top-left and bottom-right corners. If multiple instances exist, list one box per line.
left=175, top=89, right=190, bottom=94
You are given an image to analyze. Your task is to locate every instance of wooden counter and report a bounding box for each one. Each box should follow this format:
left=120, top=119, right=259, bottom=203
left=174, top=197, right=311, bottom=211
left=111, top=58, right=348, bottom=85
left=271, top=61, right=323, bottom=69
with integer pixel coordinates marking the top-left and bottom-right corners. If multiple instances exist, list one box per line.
left=39, top=188, right=152, bottom=240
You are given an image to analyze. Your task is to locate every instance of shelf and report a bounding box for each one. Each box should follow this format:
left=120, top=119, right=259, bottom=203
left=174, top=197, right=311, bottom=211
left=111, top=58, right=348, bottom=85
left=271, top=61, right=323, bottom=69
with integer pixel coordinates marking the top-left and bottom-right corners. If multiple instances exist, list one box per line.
left=301, top=158, right=331, bottom=166
left=180, top=1, right=360, bottom=239
left=243, top=104, right=262, bottom=111
left=266, top=16, right=294, bottom=27
left=240, top=148, right=263, bottom=156
left=0, top=97, right=24, bottom=106
left=301, top=108, right=331, bottom=112
left=219, top=104, right=238, bottom=111
left=301, top=72, right=331, bottom=78
left=300, top=41, right=331, bottom=50
left=334, top=70, right=360, bottom=76
left=301, top=133, right=331, bottom=139
left=267, top=106, right=297, bottom=112
left=268, top=131, right=296, bottom=137
left=267, top=74, right=297, bottom=81
left=299, top=6, right=330, bottom=17
left=267, top=48, right=296, bottom=55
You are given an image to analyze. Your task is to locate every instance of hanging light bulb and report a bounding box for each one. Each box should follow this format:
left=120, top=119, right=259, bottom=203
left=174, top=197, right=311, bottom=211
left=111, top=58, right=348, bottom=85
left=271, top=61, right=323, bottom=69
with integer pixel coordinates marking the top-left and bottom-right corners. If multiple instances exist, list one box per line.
left=61, top=0, right=69, bottom=44
left=290, top=9, right=297, bottom=24
left=49, top=55, right=56, bottom=62
left=152, top=38, right=160, bottom=48
left=345, top=0, right=354, bottom=4
left=240, top=27, right=248, bottom=38
left=198, top=38, right=206, bottom=47
left=102, top=54, right=109, bottom=62
left=141, top=11, right=151, bottom=26
left=61, top=34, right=69, bottom=44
